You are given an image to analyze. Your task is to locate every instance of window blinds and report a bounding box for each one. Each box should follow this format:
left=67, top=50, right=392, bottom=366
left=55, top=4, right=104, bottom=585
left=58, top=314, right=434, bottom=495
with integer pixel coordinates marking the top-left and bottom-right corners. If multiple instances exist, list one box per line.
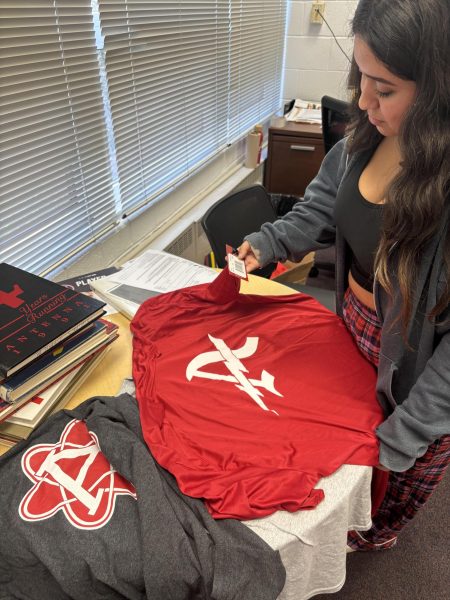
left=97, top=0, right=287, bottom=217
left=1, top=1, right=287, bottom=275
left=0, top=1, right=115, bottom=274
left=98, top=0, right=231, bottom=214
left=229, top=0, right=286, bottom=142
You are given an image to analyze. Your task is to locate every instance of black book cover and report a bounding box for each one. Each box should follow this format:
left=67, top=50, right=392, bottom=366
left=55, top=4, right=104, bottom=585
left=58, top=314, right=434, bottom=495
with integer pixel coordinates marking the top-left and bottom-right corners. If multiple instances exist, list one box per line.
left=0, top=263, right=106, bottom=379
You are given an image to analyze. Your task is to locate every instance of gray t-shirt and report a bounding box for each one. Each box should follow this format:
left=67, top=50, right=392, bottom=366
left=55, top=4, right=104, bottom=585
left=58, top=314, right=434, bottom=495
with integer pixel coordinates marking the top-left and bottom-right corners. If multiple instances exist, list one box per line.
left=0, top=393, right=285, bottom=599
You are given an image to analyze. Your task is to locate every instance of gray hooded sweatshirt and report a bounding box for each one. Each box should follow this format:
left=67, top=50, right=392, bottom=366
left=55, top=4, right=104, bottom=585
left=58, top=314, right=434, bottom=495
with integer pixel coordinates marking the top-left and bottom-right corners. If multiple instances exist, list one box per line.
left=246, top=138, right=450, bottom=472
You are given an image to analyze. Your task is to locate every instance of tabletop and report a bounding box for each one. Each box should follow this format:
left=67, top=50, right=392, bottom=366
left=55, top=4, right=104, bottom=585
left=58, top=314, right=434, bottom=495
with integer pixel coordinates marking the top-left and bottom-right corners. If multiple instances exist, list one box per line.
left=0, top=274, right=373, bottom=599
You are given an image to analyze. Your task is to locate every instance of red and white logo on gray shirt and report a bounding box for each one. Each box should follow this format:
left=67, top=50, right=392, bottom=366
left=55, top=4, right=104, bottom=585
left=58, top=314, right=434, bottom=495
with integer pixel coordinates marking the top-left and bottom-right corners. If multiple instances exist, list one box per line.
left=19, top=419, right=136, bottom=529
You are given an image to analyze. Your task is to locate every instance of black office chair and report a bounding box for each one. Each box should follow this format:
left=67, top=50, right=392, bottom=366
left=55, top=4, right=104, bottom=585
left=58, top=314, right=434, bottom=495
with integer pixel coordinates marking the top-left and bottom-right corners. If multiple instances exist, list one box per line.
left=201, top=184, right=278, bottom=279
left=202, top=184, right=336, bottom=311
left=321, top=95, right=351, bottom=155
left=307, top=95, right=351, bottom=283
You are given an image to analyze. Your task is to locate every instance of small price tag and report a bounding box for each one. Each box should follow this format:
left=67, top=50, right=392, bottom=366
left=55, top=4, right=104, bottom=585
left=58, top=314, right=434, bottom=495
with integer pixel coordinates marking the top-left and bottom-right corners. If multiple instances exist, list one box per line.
left=226, top=245, right=248, bottom=281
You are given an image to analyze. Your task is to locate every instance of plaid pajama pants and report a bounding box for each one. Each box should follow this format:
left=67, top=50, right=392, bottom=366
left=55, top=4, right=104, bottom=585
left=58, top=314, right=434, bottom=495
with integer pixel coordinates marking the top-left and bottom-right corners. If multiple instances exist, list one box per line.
left=342, top=287, right=450, bottom=551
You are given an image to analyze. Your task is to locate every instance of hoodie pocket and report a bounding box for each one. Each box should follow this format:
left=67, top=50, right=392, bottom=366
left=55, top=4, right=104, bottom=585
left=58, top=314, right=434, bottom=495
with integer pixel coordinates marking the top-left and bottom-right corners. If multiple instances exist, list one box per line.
left=376, top=353, right=398, bottom=413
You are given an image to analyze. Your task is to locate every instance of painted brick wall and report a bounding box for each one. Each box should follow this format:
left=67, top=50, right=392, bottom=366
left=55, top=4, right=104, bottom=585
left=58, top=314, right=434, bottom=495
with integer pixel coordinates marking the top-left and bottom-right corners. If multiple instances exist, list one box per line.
left=283, top=0, right=357, bottom=104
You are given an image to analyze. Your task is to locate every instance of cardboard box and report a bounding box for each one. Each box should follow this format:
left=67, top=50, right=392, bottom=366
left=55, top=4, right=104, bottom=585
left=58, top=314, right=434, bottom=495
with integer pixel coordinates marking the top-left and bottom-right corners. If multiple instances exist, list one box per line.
left=272, top=252, right=315, bottom=285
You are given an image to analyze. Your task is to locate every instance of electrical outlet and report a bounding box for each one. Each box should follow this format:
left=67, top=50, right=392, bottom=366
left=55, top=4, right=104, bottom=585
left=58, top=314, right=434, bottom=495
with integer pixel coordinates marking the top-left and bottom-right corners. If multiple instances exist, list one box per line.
left=310, top=1, right=325, bottom=24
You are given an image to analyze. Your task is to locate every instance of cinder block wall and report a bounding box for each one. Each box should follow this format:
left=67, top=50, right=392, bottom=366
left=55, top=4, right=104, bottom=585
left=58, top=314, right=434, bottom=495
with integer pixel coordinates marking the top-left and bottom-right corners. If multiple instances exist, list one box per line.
left=283, top=0, right=357, bottom=104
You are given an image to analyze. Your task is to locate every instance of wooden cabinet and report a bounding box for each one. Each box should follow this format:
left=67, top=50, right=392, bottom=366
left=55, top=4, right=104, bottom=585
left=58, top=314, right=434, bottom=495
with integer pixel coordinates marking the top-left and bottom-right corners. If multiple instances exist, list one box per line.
left=264, top=122, right=324, bottom=197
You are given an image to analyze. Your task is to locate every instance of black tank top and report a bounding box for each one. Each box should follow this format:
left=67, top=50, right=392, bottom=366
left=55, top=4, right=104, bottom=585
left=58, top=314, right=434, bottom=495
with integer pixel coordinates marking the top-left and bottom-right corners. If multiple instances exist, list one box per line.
left=334, top=150, right=383, bottom=292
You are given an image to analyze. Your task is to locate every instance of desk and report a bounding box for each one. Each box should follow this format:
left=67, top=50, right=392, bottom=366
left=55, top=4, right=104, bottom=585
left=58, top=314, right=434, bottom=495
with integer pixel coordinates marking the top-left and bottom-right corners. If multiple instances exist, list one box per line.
left=0, top=275, right=372, bottom=599
left=264, top=121, right=325, bottom=197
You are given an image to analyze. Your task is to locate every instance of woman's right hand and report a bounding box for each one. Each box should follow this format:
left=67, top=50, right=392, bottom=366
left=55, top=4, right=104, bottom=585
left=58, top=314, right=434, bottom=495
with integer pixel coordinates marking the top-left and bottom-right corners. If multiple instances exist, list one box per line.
left=237, top=241, right=261, bottom=273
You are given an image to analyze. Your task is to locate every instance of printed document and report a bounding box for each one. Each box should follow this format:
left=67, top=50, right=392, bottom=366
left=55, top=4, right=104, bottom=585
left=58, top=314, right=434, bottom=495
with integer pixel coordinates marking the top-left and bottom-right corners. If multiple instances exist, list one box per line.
left=90, top=249, right=217, bottom=319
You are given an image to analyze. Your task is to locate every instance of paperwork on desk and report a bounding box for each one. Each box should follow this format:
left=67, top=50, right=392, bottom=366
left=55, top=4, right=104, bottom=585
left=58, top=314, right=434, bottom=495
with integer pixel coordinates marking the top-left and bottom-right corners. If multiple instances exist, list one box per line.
left=90, top=249, right=217, bottom=319
left=285, top=99, right=322, bottom=124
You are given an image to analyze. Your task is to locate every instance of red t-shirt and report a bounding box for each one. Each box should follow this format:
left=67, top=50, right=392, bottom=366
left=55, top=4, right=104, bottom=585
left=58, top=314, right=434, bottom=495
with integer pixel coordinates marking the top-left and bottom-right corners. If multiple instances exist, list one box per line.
left=131, top=268, right=383, bottom=519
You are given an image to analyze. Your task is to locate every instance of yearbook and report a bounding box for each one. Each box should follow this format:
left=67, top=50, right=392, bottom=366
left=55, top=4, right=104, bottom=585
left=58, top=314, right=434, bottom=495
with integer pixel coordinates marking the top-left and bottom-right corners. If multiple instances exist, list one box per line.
left=0, top=263, right=105, bottom=379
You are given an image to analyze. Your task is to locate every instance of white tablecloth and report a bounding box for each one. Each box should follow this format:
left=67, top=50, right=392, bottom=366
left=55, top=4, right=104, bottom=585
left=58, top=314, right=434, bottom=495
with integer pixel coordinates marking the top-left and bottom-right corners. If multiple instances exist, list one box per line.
left=118, top=379, right=373, bottom=599
left=244, top=465, right=373, bottom=600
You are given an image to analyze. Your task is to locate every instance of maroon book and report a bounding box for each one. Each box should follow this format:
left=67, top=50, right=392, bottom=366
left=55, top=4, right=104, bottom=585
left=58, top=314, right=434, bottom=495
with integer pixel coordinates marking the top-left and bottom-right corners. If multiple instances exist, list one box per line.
left=0, top=263, right=105, bottom=379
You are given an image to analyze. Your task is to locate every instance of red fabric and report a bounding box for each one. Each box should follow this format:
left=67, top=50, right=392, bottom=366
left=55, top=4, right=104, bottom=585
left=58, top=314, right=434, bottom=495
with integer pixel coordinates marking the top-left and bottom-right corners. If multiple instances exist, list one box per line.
left=269, top=262, right=288, bottom=279
left=370, top=469, right=390, bottom=515
left=131, top=268, right=384, bottom=520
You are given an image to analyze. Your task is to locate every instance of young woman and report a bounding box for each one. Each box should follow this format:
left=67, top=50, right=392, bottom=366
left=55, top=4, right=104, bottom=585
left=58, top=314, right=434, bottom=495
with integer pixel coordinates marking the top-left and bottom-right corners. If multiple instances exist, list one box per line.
left=238, top=0, right=450, bottom=551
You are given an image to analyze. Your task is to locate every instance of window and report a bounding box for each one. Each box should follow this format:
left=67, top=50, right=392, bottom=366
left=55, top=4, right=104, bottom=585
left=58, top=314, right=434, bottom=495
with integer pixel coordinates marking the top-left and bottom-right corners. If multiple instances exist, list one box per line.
left=0, top=0, right=287, bottom=275
left=0, top=1, right=115, bottom=274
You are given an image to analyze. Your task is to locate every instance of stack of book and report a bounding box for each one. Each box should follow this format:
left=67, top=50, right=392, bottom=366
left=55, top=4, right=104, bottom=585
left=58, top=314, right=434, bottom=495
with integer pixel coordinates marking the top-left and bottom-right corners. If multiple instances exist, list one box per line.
left=0, top=263, right=119, bottom=443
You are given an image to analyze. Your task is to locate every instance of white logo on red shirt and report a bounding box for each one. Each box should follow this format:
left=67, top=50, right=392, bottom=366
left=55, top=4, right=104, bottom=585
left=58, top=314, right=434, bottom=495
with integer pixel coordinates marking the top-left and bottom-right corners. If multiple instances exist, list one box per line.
left=186, top=335, right=282, bottom=414
left=19, top=419, right=137, bottom=530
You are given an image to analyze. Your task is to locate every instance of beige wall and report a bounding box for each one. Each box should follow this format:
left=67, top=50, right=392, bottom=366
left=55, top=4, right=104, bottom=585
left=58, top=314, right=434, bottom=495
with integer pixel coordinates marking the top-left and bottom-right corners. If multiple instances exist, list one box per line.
left=283, top=0, right=357, bottom=104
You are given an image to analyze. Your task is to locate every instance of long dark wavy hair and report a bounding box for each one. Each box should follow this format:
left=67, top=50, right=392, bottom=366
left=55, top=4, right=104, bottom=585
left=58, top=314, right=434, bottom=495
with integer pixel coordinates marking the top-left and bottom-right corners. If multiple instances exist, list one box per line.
left=347, top=0, right=450, bottom=333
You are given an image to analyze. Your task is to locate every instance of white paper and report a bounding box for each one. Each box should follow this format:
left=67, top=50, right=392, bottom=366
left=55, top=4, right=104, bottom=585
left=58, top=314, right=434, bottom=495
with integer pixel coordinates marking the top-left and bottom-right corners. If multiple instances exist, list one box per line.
left=91, top=249, right=218, bottom=319
left=286, top=99, right=322, bottom=124
left=117, top=249, right=217, bottom=292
